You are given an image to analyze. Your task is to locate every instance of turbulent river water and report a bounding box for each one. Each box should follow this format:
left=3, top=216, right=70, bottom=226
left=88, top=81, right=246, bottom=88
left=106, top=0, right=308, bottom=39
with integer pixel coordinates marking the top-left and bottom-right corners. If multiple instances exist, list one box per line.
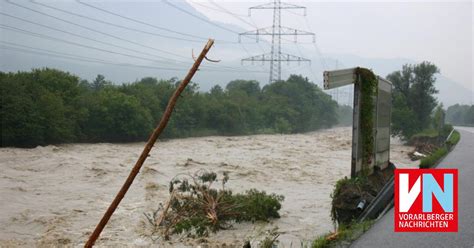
left=0, top=127, right=417, bottom=247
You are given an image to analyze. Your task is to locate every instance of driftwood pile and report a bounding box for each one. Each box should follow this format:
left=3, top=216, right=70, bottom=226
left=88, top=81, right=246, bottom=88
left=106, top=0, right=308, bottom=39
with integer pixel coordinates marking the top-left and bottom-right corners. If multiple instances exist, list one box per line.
left=145, top=171, right=284, bottom=239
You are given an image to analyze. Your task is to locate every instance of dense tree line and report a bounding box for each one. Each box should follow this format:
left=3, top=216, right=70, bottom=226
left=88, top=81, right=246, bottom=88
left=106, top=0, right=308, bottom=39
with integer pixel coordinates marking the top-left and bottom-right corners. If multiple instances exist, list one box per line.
left=1, top=68, right=339, bottom=147
left=446, top=104, right=474, bottom=126
left=387, top=62, right=441, bottom=139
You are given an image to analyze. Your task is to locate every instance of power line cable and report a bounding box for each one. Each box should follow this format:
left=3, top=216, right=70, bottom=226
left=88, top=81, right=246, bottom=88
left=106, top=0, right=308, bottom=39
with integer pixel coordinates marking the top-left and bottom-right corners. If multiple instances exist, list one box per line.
left=27, top=0, right=207, bottom=43
left=234, top=42, right=263, bottom=79
left=302, top=14, right=327, bottom=70
left=189, top=1, right=248, bottom=17
left=5, top=0, right=202, bottom=59
left=76, top=0, right=274, bottom=70
left=283, top=8, right=305, bottom=16
left=5, top=1, right=267, bottom=73
left=160, top=0, right=274, bottom=73
left=294, top=14, right=328, bottom=89
left=0, top=41, right=268, bottom=74
left=281, top=9, right=327, bottom=73
left=209, top=0, right=255, bottom=29
left=163, top=0, right=262, bottom=43
left=199, top=0, right=275, bottom=79
left=74, top=0, right=272, bottom=72
left=163, top=0, right=238, bottom=35
left=0, top=43, right=186, bottom=71
left=7, top=1, right=253, bottom=71
left=176, top=1, right=269, bottom=48
left=0, top=11, right=192, bottom=64
left=73, top=0, right=268, bottom=71
left=73, top=0, right=214, bottom=42
left=209, top=0, right=267, bottom=54
left=0, top=24, right=190, bottom=65
left=294, top=42, right=321, bottom=84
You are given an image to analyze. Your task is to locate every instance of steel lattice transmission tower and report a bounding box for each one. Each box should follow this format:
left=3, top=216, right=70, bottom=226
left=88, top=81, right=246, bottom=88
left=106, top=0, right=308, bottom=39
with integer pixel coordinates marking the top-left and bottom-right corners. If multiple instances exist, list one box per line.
left=240, top=0, right=315, bottom=83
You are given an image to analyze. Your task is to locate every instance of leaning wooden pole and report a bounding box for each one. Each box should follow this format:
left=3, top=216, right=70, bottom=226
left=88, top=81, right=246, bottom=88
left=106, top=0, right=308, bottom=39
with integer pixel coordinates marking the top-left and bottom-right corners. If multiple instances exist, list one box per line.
left=85, top=39, right=215, bottom=247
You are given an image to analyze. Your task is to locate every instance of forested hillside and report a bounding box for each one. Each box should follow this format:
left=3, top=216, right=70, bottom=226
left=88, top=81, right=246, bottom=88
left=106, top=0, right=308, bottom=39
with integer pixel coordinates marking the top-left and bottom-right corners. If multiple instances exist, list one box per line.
left=446, top=104, right=474, bottom=126
left=1, top=68, right=339, bottom=147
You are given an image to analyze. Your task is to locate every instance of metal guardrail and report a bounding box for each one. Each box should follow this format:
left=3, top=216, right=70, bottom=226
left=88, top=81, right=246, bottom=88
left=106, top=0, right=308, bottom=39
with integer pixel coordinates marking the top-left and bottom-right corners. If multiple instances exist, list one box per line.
left=356, top=127, right=458, bottom=224
left=358, top=176, right=394, bottom=222
left=445, top=128, right=455, bottom=143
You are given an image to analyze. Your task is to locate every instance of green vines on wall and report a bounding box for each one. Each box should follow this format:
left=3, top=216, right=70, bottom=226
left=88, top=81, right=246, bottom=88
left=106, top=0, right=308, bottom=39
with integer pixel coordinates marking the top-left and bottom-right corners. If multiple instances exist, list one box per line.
left=356, top=68, right=378, bottom=173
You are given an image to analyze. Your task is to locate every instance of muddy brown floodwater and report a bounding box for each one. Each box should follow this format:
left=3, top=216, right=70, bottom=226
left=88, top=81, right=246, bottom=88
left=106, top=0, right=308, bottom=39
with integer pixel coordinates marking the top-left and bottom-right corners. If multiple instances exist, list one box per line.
left=0, top=127, right=417, bottom=247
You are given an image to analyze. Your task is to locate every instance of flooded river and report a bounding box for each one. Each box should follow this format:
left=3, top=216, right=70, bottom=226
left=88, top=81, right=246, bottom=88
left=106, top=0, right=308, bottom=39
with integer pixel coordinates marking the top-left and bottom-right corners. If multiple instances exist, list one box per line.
left=0, top=127, right=416, bottom=247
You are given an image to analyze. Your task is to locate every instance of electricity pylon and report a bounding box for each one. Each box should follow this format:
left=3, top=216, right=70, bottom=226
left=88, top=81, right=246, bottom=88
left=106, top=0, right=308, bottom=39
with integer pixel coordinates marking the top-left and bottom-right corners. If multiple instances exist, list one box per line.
left=240, top=0, right=315, bottom=83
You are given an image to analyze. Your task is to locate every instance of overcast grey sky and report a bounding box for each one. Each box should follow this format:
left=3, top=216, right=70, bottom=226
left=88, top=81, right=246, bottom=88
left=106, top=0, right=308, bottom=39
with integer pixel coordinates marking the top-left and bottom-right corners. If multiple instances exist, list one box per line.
left=188, top=0, right=473, bottom=91
left=1, top=0, right=472, bottom=104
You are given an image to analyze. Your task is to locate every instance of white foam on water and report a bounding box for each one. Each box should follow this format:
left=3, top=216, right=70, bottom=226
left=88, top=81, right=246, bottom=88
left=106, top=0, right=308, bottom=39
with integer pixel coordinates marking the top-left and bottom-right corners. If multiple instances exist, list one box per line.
left=0, top=127, right=417, bottom=247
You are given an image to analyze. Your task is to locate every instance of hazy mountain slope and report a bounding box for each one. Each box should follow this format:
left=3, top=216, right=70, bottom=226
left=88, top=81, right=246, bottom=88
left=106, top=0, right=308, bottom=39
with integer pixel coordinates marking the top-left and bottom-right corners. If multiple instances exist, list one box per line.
left=1, top=1, right=471, bottom=106
left=327, top=54, right=473, bottom=106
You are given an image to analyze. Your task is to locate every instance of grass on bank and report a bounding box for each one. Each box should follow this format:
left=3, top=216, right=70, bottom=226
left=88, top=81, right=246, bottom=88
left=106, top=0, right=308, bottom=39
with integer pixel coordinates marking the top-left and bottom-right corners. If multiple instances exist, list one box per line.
left=311, top=220, right=374, bottom=248
left=446, top=130, right=460, bottom=147
left=330, top=176, right=372, bottom=225
left=317, top=129, right=462, bottom=247
left=419, top=130, right=460, bottom=168
left=419, top=147, right=448, bottom=168
left=411, top=128, right=439, bottom=138
left=410, top=124, right=454, bottom=142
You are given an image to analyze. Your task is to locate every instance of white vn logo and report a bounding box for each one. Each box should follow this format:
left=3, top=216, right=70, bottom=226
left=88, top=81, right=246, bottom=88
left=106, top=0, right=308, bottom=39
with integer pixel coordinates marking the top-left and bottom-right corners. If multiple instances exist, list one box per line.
left=399, top=173, right=454, bottom=213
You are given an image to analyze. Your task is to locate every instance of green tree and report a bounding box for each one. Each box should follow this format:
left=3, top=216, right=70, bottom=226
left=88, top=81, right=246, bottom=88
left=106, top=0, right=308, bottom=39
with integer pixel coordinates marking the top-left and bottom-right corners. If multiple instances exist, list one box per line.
left=1, top=69, right=84, bottom=147
left=446, top=104, right=474, bottom=126
left=262, top=75, right=337, bottom=133
left=226, top=80, right=261, bottom=98
left=1, top=69, right=341, bottom=147
left=1, top=71, right=42, bottom=146
left=82, top=88, right=153, bottom=141
left=91, top=74, right=111, bottom=91
left=387, top=62, right=440, bottom=139
left=432, top=104, right=445, bottom=131
left=226, top=80, right=262, bottom=133
left=465, top=105, right=474, bottom=125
